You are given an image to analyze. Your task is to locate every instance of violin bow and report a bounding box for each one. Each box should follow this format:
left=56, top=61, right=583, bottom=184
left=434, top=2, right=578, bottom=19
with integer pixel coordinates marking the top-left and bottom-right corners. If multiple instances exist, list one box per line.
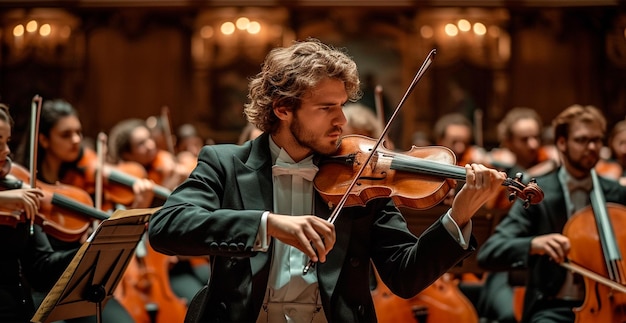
left=95, top=133, right=107, bottom=213
left=161, top=105, right=176, bottom=156
left=303, top=49, right=437, bottom=274
left=28, top=95, right=43, bottom=235
left=374, top=85, right=391, bottom=145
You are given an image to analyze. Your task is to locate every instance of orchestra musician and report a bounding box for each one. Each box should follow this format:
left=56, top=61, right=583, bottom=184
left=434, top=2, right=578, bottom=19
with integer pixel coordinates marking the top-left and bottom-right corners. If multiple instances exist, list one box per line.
left=0, top=103, right=77, bottom=323
left=108, top=118, right=189, bottom=192
left=28, top=99, right=134, bottom=323
left=107, top=117, right=204, bottom=308
left=434, top=113, right=488, bottom=167
left=477, top=107, right=551, bottom=323
left=477, top=104, right=626, bottom=322
left=342, top=103, right=383, bottom=139
left=433, top=112, right=489, bottom=208
left=491, top=107, right=559, bottom=179
left=147, top=38, right=506, bottom=322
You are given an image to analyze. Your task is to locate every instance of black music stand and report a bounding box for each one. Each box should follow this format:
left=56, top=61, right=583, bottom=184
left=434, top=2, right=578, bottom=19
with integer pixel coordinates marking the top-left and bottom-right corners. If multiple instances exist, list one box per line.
left=31, top=207, right=159, bottom=323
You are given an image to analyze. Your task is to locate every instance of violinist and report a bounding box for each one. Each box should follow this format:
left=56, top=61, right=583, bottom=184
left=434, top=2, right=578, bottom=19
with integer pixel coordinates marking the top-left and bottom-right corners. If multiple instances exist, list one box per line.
left=342, top=103, right=383, bottom=139
left=0, top=103, right=76, bottom=322
left=433, top=113, right=489, bottom=207
left=477, top=105, right=626, bottom=323
left=476, top=107, right=549, bottom=323
left=176, top=123, right=206, bottom=157
left=489, top=107, right=560, bottom=181
left=108, top=118, right=189, bottom=192
left=24, top=99, right=136, bottom=323
left=434, top=112, right=488, bottom=167
left=108, top=117, right=204, bottom=307
left=148, top=39, right=506, bottom=322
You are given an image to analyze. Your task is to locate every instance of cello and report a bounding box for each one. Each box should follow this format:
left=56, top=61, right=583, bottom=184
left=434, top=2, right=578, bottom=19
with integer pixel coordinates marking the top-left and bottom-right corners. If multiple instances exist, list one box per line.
left=371, top=264, right=479, bottom=323
left=562, top=169, right=626, bottom=322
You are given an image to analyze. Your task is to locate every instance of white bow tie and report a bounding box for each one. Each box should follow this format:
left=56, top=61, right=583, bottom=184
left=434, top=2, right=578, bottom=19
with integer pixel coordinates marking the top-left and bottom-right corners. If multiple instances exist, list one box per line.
left=272, top=158, right=318, bottom=182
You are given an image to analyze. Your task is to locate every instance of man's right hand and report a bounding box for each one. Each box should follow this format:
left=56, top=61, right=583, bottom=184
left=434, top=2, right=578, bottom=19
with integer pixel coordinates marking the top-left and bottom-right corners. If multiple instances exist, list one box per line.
left=530, top=233, right=570, bottom=263
left=266, top=213, right=336, bottom=263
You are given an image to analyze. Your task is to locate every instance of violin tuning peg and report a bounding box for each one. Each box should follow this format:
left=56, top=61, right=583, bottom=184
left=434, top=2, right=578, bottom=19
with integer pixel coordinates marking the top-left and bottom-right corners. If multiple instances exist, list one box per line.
left=508, top=192, right=516, bottom=203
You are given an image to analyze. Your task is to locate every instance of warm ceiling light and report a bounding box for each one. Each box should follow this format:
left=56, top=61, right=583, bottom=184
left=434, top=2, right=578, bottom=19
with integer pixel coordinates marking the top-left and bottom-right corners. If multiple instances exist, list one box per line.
left=445, top=23, right=458, bottom=37
left=220, top=21, right=235, bottom=35
left=420, top=25, right=433, bottom=39
left=458, top=19, right=471, bottom=32
left=236, top=17, right=249, bottom=30
left=13, top=24, right=24, bottom=37
left=26, top=20, right=38, bottom=33
left=200, top=25, right=214, bottom=39
left=39, top=24, right=51, bottom=36
left=488, top=25, right=500, bottom=37
left=473, top=22, right=487, bottom=36
left=60, top=25, right=71, bottom=39
left=247, top=21, right=261, bottom=34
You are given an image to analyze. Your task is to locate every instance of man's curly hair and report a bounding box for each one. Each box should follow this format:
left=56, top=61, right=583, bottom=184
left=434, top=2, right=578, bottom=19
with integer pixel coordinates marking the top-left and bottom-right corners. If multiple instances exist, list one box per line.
left=244, top=39, right=361, bottom=134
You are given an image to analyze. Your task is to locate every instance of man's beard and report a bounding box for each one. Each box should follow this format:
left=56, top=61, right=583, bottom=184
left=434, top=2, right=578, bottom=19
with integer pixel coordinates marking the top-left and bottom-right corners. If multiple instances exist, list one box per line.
left=290, top=116, right=341, bottom=156
left=565, top=148, right=599, bottom=174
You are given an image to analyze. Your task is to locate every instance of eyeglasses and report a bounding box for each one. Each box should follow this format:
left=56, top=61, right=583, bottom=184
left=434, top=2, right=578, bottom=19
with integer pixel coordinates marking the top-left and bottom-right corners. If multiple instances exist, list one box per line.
left=570, top=136, right=604, bottom=146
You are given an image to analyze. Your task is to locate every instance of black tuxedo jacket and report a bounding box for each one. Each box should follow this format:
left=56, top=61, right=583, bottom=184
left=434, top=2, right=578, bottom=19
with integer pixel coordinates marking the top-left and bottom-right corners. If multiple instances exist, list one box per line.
left=149, top=133, right=475, bottom=322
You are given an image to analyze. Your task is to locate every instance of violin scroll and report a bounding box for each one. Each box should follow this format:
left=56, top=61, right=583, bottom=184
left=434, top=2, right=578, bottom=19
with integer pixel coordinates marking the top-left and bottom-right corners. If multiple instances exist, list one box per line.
left=503, top=173, right=544, bottom=209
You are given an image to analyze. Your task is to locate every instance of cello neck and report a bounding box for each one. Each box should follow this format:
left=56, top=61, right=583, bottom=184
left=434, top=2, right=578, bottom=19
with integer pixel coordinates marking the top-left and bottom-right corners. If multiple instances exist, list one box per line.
left=589, top=169, right=625, bottom=282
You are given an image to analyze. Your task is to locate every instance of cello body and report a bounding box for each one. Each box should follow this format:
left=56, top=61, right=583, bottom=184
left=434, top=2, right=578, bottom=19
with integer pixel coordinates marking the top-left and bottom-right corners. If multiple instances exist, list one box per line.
left=114, top=236, right=188, bottom=323
left=372, top=267, right=479, bottom=323
left=563, top=203, right=626, bottom=323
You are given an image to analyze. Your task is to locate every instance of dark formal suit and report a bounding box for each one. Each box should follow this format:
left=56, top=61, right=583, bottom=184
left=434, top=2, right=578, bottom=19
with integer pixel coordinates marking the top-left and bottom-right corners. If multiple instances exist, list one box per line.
left=477, top=168, right=626, bottom=322
left=148, top=133, right=476, bottom=322
left=0, top=222, right=75, bottom=322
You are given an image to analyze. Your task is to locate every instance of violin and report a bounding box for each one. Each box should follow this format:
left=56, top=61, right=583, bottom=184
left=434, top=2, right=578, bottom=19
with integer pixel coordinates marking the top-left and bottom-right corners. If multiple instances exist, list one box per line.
left=313, top=135, right=544, bottom=211
left=0, top=161, right=109, bottom=242
left=62, top=147, right=171, bottom=207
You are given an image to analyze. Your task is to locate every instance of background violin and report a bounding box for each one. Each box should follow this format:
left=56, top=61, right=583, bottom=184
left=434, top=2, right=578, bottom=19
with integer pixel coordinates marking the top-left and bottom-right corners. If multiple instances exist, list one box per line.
left=62, top=147, right=171, bottom=208
left=0, top=161, right=109, bottom=242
